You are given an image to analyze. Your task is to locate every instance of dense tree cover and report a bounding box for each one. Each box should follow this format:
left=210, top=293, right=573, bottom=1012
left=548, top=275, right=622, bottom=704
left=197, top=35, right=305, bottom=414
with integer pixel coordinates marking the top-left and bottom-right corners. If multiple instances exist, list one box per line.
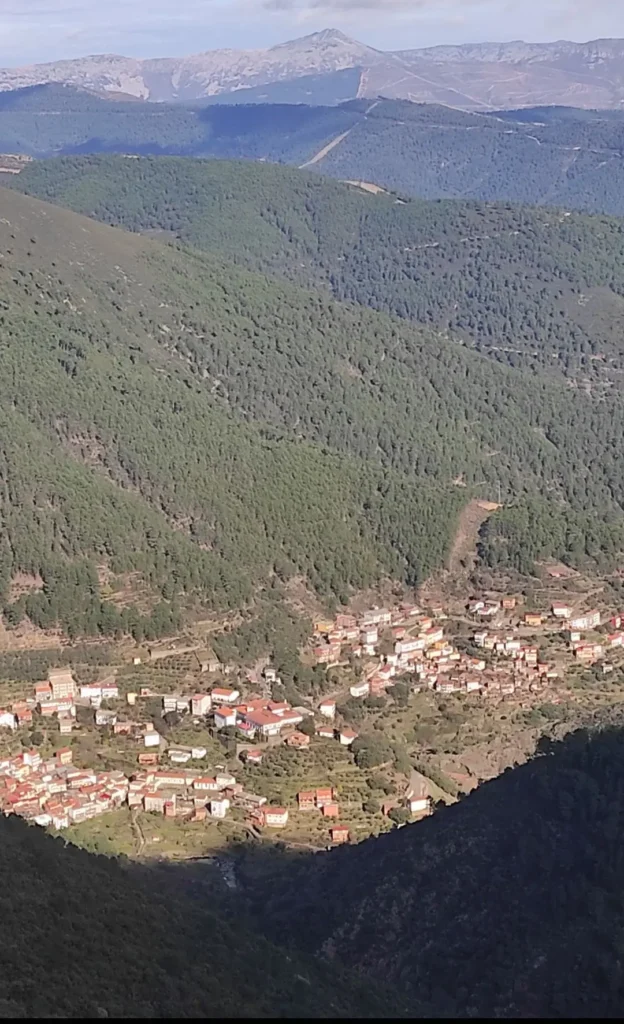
left=18, top=154, right=624, bottom=381
left=317, top=101, right=624, bottom=216
left=255, top=723, right=624, bottom=1017
left=6, top=88, right=624, bottom=215
left=0, top=186, right=475, bottom=634
left=0, top=813, right=397, bottom=1018
left=1, top=183, right=623, bottom=624
left=0, top=84, right=353, bottom=165
left=478, top=500, right=624, bottom=575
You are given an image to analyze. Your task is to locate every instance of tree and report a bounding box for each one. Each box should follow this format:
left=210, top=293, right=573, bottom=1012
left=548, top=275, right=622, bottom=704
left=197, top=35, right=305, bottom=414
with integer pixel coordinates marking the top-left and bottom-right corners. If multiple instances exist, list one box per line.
left=298, top=716, right=316, bottom=737
left=388, top=806, right=410, bottom=826
left=391, top=681, right=410, bottom=707
left=352, top=734, right=393, bottom=769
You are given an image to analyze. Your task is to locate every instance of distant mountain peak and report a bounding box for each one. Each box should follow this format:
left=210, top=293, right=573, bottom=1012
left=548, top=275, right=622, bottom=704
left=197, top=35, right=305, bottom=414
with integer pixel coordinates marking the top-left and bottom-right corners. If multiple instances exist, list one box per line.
left=1, top=31, right=624, bottom=110
left=269, top=28, right=374, bottom=54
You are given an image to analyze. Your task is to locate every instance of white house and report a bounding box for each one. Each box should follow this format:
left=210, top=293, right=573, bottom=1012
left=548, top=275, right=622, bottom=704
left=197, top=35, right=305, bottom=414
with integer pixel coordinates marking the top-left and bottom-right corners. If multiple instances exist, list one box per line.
left=570, top=610, right=601, bottom=631
left=80, top=685, right=102, bottom=702
left=0, top=710, right=16, bottom=730
left=319, top=700, right=336, bottom=719
left=210, top=687, right=240, bottom=705
left=552, top=603, right=572, bottom=619
left=144, top=729, right=160, bottom=748
left=214, top=707, right=237, bottom=729
left=209, top=796, right=230, bottom=819
left=193, top=777, right=221, bottom=792
left=339, top=728, right=358, bottom=746
left=191, top=693, right=212, bottom=716
left=349, top=681, right=370, bottom=698
left=264, top=807, right=289, bottom=827
left=169, top=749, right=192, bottom=763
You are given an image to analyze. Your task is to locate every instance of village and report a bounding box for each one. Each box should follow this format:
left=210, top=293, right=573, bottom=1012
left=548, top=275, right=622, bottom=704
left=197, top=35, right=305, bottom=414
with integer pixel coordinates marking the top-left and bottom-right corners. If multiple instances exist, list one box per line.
left=1, top=582, right=624, bottom=855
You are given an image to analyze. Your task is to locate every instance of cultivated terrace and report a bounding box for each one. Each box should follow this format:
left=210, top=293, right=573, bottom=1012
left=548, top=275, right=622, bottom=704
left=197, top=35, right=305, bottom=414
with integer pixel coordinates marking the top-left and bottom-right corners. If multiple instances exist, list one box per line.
left=1, top=563, right=624, bottom=858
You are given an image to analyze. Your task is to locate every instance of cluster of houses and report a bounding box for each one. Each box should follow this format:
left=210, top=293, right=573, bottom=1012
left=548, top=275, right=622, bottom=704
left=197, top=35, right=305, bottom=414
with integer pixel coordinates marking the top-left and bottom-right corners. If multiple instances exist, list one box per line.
left=311, top=596, right=624, bottom=705
left=0, top=668, right=120, bottom=735
left=312, top=601, right=557, bottom=702
left=313, top=604, right=421, bottom=666
left=5, top=593, right=622, bottom=845
left=0, top=745, right=129, bottom=830
left=469, top=598, right=624, bottom=676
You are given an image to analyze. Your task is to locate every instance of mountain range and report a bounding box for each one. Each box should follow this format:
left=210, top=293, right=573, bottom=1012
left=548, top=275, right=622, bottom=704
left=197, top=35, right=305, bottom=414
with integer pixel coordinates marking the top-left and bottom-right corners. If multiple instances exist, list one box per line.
left=4, top=88, right=624, bottom=217
left=3, top=29, right=624, bottom=110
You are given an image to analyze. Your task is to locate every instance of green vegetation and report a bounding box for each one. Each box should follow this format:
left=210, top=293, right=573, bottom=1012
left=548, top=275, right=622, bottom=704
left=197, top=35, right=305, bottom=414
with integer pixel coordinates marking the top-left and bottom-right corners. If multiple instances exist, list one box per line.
left=0, top=177, right=623, bottom=633
left=17, top=154, right=624, bottom=381
left=0, top=812, right=399, bottom=1018
left=479, top=500, right=624, bottom=575
left=255, top=723, right=624, bottom=1018
left=6, top=88, right=624, bottom=215
left=0, top=186, right=475, bottom=634
left=14, top=156, right=624, bottom=573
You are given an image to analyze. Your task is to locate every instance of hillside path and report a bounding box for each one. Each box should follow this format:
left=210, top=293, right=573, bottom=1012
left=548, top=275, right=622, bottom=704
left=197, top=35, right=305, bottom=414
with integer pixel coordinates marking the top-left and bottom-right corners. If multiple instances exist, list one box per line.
left=299, top=129, right=352, bottom=168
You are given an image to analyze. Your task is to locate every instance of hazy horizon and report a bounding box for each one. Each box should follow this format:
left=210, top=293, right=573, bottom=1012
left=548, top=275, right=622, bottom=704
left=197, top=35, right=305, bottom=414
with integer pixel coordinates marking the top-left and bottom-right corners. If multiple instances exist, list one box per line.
left=1, top=1, right=623, bottom=67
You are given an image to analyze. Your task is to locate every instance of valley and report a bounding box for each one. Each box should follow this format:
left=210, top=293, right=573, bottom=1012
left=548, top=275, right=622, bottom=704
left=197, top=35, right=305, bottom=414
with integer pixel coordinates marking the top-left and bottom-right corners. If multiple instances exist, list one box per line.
left=1, top=63, right=624, bottom=1015
left=4, top=547, right=624, bottom=865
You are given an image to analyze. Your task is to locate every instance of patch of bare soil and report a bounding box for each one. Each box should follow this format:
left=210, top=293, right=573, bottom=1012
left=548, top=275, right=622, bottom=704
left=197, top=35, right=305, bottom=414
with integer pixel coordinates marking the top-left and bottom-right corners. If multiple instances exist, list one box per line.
left=8, top=572, right=44, bottom=603
left=419, top=499, right=501, bottom=609
left=448, top=499, right=501, bottom=575
left=0, top=617, right=63, bottom=653
left=538, top=561, right=580, bottom=580
left=282, top=576, right=328, bottom=623
left=343, top=180, right=388, bottom=195
left=345, top=580, right=411, bottom=616
left=97, top=565, right=160, bottom=614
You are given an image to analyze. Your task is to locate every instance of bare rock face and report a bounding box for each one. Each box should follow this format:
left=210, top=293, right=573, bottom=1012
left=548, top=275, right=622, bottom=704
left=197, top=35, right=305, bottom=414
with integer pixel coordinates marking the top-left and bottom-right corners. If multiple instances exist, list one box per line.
left=1, top=29, right=624, bottom=110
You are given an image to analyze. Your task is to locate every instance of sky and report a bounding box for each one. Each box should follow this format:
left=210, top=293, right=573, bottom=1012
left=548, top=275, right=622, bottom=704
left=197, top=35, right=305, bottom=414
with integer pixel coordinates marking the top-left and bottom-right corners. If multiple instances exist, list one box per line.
left=1, top=0, right=624, bottom=66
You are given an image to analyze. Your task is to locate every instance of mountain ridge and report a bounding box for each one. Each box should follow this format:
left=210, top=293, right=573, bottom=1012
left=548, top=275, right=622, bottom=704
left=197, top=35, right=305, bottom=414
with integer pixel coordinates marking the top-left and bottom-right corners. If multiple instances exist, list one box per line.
left=5, top=90, right=624, bottom=218
left=3, top=29, right=624, bottom=109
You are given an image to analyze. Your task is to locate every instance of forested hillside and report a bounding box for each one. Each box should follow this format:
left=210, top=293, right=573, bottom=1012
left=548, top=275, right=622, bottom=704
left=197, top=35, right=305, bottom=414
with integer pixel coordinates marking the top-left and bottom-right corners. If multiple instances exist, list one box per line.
left=4, top=87, right=624, bottom=215
left=0, top=186, right=478, bottom=635
left=0, top=813, right=395, bottom=1018
left=18, top=154, right=624, bottom=381
left=255, top=724, right=624, bottom=1018
left=1, top=183, right=624, bottom=633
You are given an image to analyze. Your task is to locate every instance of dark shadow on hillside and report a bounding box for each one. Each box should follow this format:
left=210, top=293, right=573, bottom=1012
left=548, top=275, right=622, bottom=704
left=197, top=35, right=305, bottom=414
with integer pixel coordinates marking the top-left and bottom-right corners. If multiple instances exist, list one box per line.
left=6, top=726, right=624, bottom=1017
left=249, top=725, right=624, bottom=1019
left=0, top=810, right=393, bottom=1019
